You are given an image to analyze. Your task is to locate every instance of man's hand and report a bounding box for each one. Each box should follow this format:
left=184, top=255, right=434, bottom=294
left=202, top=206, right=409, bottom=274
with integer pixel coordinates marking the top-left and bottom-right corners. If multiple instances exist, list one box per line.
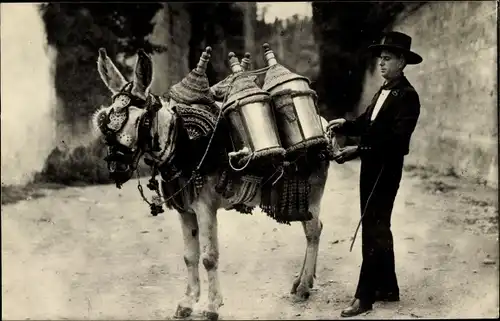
left=333, top=145, right=359, bottom=164
left=327, top=118, right=346, bottom=133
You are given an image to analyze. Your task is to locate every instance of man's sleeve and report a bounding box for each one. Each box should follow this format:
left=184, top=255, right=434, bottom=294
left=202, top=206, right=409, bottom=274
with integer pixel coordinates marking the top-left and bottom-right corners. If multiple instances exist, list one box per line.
left=336, top=90, right=381, bottom=137
left=335, top=109, right=369, bottom=137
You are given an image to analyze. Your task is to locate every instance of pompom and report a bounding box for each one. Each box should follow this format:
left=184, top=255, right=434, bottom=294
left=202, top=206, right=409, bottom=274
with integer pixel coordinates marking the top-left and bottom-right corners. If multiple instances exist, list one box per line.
left=91, top=106, right=109, bottom=138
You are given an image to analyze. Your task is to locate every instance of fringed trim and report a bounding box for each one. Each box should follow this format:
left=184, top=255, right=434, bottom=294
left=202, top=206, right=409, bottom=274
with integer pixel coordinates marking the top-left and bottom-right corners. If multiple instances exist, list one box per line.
left=171, top=102, right=218, bottom=141
left=215, top=170, right=260, bottom=215
left=214, top=162, right=318, bottom=224
left=226, top=175, right=261, bottom=205
left=231, top=204, right=255, bottom=214
left=260, top=172, right=313, bottom=225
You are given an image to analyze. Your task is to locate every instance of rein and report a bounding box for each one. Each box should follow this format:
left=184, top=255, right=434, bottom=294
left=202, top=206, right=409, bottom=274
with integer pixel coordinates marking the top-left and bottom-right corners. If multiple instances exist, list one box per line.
left=136, top=65, right=273, bottom=215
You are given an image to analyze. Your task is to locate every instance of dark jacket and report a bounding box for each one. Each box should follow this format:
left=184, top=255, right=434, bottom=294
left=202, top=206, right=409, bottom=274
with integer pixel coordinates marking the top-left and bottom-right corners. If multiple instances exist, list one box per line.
left=337, top=74, right=420, bottom=160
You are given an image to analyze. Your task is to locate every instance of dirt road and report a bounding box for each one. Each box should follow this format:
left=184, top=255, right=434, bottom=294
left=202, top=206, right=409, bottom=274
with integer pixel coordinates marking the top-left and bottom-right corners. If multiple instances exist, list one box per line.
left=2, top=160, right=498, bottom=320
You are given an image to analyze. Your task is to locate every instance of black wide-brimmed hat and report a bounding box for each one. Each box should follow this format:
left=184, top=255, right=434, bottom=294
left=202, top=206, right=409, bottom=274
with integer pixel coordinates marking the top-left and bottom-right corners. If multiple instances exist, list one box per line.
left=367, top=31, right=423, bottom=65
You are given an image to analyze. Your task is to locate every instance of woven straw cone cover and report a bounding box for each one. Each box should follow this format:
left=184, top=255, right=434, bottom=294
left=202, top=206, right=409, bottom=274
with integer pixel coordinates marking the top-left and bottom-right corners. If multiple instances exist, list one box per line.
left=169, top=47, right=214, bottom=105
left=261, top=43, right=310, bottom=92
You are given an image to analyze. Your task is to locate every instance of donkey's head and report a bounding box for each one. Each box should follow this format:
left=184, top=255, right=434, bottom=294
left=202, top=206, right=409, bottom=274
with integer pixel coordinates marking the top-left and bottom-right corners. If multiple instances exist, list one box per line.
left=92, top=48, right=177, bottom=187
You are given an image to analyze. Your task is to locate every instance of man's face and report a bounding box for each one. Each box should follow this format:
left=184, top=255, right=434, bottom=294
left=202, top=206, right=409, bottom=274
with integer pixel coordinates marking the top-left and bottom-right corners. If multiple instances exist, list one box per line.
left=378, top=50, right=405, bottom=80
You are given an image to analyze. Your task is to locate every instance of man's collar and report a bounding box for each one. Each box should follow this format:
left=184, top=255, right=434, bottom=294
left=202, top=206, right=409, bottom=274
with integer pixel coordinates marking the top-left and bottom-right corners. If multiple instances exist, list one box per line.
left=381, top=73, right=407, bottom=90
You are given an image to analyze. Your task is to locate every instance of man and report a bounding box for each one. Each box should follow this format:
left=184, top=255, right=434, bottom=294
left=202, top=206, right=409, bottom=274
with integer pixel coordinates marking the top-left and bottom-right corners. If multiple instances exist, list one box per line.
left=328, top=31, right=423, bottom=317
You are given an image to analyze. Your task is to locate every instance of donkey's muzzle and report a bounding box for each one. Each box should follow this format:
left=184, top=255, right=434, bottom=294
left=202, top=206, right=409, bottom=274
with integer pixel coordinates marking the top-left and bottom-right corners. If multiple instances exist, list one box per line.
left=108, top=161, right=134, bottom=188
left=107, top=159, right=131, bottom=173
left=104, top=148, right=137, bottom=187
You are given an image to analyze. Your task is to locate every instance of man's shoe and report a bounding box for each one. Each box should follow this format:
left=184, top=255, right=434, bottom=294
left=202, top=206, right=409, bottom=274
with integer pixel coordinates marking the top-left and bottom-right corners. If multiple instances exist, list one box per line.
left=375, top=291, right=400, bottom=302
left=340, top=298, right=372, bottom=317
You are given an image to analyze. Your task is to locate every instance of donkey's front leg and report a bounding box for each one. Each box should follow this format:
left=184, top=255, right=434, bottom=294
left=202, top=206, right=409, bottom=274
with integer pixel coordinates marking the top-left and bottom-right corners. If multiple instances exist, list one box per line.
left=174, top=211, right=201, bottom=319
left=192, top=197, right=223, bottom=321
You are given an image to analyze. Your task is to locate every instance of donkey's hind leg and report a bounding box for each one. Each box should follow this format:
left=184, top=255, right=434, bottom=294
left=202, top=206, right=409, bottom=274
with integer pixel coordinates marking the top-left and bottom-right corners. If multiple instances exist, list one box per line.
left=291, top=179, right=325, bottom=300
left=174, top=211, right=201, bottom=319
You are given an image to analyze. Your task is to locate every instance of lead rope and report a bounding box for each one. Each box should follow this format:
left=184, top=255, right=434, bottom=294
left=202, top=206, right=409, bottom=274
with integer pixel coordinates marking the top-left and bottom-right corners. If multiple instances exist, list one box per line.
left=138, top=66, right=273, bottom=215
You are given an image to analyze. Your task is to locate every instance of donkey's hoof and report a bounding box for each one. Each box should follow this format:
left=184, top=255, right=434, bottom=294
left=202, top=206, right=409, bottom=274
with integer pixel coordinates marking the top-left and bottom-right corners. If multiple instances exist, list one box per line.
left=173, top=305, right=193, bottom=319
left=202, top=310, right=219, bottom=321
left=290, top=278, right=301, bottom=294
left=293, top=285, right=311, bottom=301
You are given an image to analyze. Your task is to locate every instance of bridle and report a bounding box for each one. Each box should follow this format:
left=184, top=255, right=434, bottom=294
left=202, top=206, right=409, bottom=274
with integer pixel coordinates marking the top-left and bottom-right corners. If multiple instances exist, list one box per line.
left=98, top=84, right=188, bottom=216
left=98, top=83, right=164, bottom=187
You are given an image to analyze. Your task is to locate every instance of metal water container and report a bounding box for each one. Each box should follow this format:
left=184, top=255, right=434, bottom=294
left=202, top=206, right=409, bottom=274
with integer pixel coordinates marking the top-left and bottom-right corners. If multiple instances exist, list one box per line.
left=261, top=43, right=328, bottom=156
left=222, top=52, right=285, bottom=170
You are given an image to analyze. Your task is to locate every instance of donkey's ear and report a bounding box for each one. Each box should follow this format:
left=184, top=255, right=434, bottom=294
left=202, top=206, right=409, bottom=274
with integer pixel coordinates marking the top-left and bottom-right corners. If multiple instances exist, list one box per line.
left=131, top=49, right=154, bottom=99
left=97, top=48, right=128, bottom=94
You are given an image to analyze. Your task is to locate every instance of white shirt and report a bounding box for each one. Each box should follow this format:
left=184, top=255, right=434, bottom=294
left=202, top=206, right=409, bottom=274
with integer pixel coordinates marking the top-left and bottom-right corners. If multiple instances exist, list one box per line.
left=370, top=89, right=391, bottom=121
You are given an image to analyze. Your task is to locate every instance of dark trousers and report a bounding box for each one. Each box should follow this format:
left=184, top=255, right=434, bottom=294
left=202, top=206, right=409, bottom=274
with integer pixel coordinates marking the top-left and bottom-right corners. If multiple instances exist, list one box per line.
left=354, top=155, right=404, bottom=304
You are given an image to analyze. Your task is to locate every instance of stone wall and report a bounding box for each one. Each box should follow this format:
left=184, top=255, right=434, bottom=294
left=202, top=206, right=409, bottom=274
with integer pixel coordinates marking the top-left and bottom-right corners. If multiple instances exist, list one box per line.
left=357, top=1, right=498, bottom=188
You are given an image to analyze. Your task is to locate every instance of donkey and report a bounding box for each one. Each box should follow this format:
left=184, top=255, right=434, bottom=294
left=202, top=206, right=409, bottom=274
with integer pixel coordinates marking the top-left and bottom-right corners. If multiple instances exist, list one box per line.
left=92, top=48, right=331, bottom=320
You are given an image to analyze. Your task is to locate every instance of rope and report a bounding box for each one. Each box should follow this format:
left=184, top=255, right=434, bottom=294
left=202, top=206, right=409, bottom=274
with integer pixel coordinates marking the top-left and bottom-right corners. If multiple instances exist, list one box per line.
left=228, top=153, right=254, bottom=172
left=259, top=153, right=303, bottom=187
left=138, top=65, right=273, bottom=208
left=271, top=165, right=285, bottom=185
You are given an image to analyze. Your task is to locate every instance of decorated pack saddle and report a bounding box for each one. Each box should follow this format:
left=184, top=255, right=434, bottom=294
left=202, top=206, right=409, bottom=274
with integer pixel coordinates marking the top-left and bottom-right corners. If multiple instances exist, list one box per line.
left=159, top=45, right=332, bottom=224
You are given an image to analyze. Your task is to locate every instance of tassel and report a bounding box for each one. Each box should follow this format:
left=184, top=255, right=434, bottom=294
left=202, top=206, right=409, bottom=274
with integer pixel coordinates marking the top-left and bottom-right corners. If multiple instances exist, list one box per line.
left=150, top=195, right=164, bottom=216
left=147, top=176, right=159, bottom=191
